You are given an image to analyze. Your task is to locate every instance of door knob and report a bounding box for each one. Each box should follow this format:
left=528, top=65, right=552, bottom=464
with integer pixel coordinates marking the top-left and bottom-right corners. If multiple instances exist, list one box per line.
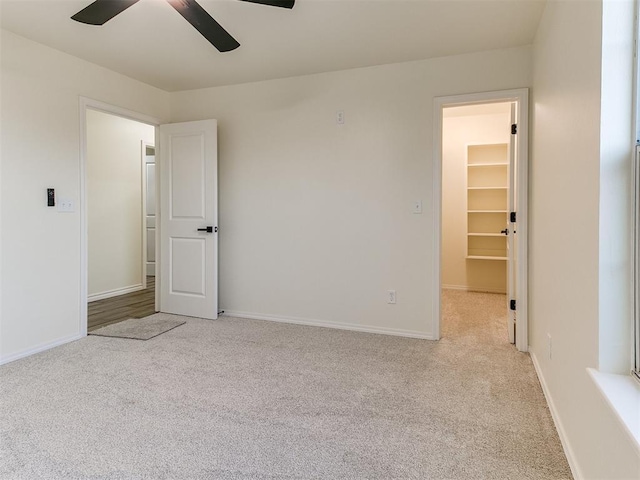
left=197, top=226, right=214, bottom=233
left=501, top=229, right=509, bottom=235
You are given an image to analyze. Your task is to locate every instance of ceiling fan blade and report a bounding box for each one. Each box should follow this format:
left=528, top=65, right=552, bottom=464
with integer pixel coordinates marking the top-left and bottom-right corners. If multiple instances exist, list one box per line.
left=238, top=0, right=294, bottom=8
left=167, top=0, right=240, bottom=53
left=71, top=0, right=141, bottom=25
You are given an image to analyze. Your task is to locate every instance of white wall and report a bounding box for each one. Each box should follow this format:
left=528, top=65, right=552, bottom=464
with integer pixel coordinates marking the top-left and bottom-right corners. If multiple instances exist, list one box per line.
left=2, top=7, right=638, bottom=476
left=442, top=107, right=510, bottom=293
left=87, top=110, right=155, bottom=298
left=530, top=1, right=640, bottom=478
left=170, top=46, right=531, bottom=337
left=0, top=29, right=170, bottom=363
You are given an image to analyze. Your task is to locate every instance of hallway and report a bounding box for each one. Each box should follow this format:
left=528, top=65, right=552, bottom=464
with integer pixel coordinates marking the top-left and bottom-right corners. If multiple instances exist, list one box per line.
left=88, top=277, right=156, bottom=331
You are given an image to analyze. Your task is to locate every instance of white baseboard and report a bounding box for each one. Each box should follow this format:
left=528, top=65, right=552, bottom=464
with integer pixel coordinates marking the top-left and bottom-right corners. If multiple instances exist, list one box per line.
left=530, top=351, right=583, bottom=480
left=88, top=284, right=144, bottom=302
left=442, top=284, right=507, bottom=294
left=222, top=310, right=435, bottom=340
left=0, top=332, right=84, bottom=366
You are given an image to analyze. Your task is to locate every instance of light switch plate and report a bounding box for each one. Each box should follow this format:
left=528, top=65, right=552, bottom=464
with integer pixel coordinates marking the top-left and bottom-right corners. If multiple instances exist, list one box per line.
left=412, top=200, right=422, bottom=214
left=57, top=198, right=74, bottom=213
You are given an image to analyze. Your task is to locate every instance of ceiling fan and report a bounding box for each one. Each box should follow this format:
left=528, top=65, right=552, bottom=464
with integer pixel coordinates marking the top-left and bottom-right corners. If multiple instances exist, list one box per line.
left=71, top=0, right=295, bottom=52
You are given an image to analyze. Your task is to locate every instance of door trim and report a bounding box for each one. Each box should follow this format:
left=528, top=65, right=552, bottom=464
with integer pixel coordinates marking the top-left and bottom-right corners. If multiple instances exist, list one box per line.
left=141, top=140, right=156, bottom=288
left=78, top=97, right=160, bottom=337
left=432, top=88, right=529, bottom=352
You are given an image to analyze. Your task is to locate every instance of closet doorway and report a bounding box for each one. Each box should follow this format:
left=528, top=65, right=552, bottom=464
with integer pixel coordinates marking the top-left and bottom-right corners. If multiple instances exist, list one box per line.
left=434, top=90, right=528, bottom=351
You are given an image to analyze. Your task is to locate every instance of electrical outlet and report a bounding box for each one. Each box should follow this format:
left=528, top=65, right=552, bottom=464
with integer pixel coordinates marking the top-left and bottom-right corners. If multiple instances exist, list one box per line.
left=388, top=290, right=396, bottom=304
left=336, top=110, right=345, bottom=125
left=547, top=333, right=552, bottom=360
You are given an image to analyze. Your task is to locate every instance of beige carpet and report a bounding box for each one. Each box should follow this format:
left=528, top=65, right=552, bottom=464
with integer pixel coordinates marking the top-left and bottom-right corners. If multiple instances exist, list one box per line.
left=0, top=292, right=571, bottom=479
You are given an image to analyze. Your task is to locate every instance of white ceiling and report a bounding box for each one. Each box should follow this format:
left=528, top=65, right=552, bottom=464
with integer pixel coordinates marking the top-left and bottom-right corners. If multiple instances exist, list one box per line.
left=0, top=0, right=546, bottom=92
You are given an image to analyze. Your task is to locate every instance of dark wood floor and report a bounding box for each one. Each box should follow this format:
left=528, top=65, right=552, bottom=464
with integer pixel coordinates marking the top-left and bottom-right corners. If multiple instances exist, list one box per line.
left=88, top=277, right=157, bottom=331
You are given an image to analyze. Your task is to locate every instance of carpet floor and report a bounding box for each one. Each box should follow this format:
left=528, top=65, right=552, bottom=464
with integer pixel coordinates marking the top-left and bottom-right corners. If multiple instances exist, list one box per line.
left=0, top=291, right=571, bottom=479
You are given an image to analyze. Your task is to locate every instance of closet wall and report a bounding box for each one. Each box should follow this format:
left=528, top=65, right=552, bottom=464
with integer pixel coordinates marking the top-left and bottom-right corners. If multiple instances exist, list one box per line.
left=442, top=104, right=511, bottom=293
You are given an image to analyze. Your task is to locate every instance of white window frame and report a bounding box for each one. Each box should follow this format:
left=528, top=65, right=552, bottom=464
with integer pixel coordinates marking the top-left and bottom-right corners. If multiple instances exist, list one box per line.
left=634, top=145, right=640, bottom=381
left=634, top=1, right=640, bottom=382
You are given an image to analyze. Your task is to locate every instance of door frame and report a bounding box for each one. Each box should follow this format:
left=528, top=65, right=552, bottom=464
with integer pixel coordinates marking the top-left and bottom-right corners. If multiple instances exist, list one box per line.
left=78, top=97, right=160, bottom=336
left=141, top=141, right=156, bottom=285
left=432, top=88, right=529, bottom=352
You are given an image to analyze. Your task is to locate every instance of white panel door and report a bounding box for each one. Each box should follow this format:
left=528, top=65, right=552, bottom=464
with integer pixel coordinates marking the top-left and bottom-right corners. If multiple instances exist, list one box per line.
left=159, top=120, right=218, bottom=319
left=507, top=104, right=517, bottom=344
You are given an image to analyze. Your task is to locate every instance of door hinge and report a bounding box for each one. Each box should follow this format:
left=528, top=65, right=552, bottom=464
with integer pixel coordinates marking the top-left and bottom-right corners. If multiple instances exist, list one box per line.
left=510, top=212, right=516, bottom=223
left=510, top=299, right=516, bottom=311
left=511, top=124, right=517, bottom=135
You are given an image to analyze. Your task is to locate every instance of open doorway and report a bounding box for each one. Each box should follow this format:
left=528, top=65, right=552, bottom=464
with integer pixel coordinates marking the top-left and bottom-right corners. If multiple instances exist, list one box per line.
left=79, top=99, right=220, bottom=336
left=433, top=89, right=528, bottom=351
left=84, top=108, right=157, bottom=331
left=441, top=102, right=512, bottom=344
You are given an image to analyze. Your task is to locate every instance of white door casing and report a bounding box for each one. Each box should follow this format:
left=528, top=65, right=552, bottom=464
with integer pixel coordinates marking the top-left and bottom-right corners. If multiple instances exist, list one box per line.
left=159, top=120, right=218, bottom=320
left=143, top=143, right=156, bottom=277
left=433, top=88, right=529, bottom=352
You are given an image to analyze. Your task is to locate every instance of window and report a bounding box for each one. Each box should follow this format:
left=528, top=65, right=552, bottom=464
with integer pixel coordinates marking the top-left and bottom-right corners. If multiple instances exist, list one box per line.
left=634, top=3, right=640, bottom=381
left=635, top=145, right=640, bottom=380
